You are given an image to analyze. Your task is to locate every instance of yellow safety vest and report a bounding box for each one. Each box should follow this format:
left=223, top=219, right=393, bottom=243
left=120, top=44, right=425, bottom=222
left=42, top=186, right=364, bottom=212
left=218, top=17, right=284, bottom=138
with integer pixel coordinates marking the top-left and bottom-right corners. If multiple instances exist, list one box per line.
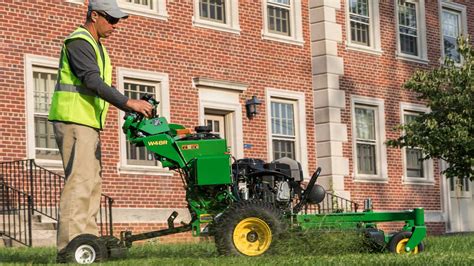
left=48, top=27, right=112, bottom=129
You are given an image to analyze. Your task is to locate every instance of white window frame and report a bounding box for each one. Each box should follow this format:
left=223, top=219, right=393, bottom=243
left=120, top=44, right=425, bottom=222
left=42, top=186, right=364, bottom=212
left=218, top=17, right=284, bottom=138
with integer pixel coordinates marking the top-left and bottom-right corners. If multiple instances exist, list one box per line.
left=270, top=99, right=298, bottom=160
left=24, top=54, right=62, bottom=169
left=395, top=0, right=428, bottom=63
left=262, top=0, right=304, bottom=46
left=345, top=0, right=382, bottom=55
left=193, top=0, right=240, bottom=34
left=440, top=1, right=467, bottom=64
left=266, top=88, right=308, bottom=179
left=351, top=96, right=387, bottom=182
left=400, top=103, right=434, bottom=185
left=66, top=0, right=167, bottom=20
left=117, top=68, right=171, bottom=176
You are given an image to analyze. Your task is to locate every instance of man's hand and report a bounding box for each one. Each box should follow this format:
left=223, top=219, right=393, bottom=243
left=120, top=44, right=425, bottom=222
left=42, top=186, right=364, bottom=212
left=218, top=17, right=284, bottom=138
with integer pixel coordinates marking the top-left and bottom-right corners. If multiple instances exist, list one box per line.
left=126, top=99, right=153, bottom=118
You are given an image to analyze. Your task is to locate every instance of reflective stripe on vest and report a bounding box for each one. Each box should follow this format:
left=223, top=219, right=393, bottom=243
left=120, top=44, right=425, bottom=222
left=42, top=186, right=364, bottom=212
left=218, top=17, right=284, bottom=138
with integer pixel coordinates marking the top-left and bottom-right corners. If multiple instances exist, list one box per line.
left=48, top=27, right=112, bottom=129
left=54, top=83, right=97, bottom=97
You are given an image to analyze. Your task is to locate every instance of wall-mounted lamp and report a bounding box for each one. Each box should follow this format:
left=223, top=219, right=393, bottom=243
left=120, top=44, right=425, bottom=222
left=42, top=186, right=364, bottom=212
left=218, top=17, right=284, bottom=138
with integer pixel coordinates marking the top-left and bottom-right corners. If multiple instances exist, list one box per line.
left=245, top=96, right=261, bottom=119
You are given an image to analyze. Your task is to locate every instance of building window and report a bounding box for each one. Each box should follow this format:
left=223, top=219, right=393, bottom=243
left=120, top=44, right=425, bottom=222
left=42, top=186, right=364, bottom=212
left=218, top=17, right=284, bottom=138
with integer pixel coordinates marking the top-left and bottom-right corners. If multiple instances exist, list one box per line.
left=66, top=1, right=167, bottom=19
left=124, top=80, right=160, bottom=166
left=345, top=0, right=381, bottom=54
left=449, top=175, right=471, bottom=199
left=33, top=68, right=61, bottom=161
left=403, top=113, right=423, bottom=177
left=117, top=68, right=170, bottom=174
left=266, top=89, right=309, bottom=178
left=25, top=55, right=61, bottom=166
left=351, top=97, right=387, bottom=181
left=442, top=10, right=461, bottom=63
left=450, top=177, right=470, bottom=193
left=119, top=0, right=167, bottom=19
left=354, top=106, right=377, bottom=175
left=395, top=0, right=427, bottom=62
left=262, top=0, right=303, bottom=45
left=123, top=0, right=153, bottom=9
left=271, top=101, right=296, bottom=160
left=400, top=103, right=434, bottom=184
left=398, top=1, right=418, bottom=56
left=349, top=0, right=370, bottom=46
left=200, top=0, right=225, bottom=23
left=193, top=0, right=240, bottom=34
left=441, top=1, right=466, bottom=64
left=267, top=0, right=291, bottom=36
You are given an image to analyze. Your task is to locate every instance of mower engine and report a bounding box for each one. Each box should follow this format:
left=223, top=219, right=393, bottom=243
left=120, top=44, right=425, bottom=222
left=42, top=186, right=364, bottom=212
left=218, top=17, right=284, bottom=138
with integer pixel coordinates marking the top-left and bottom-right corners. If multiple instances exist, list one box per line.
left=232, top=157, right=318, bottom=213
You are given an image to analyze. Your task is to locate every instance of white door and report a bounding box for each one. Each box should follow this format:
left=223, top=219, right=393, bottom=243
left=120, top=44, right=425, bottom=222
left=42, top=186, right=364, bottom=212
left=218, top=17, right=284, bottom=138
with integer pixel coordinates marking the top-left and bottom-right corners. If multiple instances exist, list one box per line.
left=448, top=176, right=474, bottom=232
left=205, top=113, right=233, bottom=155
left=205, top=114, right=225, bottom=138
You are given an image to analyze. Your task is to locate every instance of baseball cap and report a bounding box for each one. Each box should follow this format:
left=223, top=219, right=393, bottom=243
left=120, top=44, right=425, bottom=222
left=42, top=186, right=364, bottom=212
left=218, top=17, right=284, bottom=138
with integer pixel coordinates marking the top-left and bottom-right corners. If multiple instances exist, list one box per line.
left=88, top=0, right=129, bottom=19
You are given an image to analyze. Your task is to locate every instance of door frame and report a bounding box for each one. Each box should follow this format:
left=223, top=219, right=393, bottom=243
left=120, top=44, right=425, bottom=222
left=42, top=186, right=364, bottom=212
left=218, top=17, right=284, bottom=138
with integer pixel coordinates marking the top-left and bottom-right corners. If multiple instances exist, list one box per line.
left=197, top=86, right=245, bottom=159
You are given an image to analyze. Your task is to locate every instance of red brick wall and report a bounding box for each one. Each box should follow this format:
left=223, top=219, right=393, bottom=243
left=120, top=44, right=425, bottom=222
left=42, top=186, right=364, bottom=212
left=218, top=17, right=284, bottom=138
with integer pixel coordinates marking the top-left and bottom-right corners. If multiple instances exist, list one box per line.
left=336, top=0, right=473, bottom=213
left=0, top=0, right=315, bottom=233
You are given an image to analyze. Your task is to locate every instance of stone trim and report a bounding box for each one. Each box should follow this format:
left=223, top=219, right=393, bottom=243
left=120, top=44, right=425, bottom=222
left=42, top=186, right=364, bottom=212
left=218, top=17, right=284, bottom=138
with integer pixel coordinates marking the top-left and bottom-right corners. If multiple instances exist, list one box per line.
left=309, top=1, right=348, bottom=196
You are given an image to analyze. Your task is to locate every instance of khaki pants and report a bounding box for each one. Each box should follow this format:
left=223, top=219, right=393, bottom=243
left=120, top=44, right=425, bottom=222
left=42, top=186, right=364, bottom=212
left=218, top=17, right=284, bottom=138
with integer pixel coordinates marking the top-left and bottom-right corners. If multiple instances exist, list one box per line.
left=53, top=122, right=102, bottom=251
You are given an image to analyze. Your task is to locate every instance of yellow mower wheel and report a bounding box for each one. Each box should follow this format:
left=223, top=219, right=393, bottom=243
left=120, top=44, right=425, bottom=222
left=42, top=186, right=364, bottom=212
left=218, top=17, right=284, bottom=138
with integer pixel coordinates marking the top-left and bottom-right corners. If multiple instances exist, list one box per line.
left=233, top=217, right=272, bottom=256
left=213, top=200, right=284, bottom=256
left=388, top=231, right=424, bottom=254
left=395, top=238, right=419, bottom=254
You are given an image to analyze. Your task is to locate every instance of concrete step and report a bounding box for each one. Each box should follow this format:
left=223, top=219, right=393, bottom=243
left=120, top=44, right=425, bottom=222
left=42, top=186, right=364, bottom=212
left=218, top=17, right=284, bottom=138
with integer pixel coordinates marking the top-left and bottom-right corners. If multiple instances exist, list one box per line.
left=1, top=228, right=57, bottom=247
left=0, top=218, right=57, bottom=233
left=1, top=214, right=58, bottom=247
left=33, top=221, right=56, bottom=230
left=32, top=229, right=56, bottom=247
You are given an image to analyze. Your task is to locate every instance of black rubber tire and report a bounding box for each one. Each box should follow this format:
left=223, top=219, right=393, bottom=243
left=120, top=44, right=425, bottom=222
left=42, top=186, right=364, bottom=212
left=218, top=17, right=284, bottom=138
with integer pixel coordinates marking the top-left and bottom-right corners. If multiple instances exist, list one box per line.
left=63, top=234, right=108, bottom=264
left=214, top=200, right=285, bottom=256
left=388, top=231, right=425, bottom=254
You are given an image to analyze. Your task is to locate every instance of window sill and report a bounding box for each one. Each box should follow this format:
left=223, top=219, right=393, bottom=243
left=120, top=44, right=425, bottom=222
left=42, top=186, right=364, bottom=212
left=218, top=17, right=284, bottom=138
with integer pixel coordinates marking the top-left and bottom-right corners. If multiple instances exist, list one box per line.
left=262, top=32, right=304, bottom=46
left=193, top=19, right=240, bottom=35
left=118, top=165, right=173, bottom=176
left=65, top=0, right=84, bottom=5
left=402, top=177, right=435, bottom=186
left=34, top=159, right=64, bottom=172
left=345, top=43, right=383, bottom=56
left=396, top=54, right=429, bottom=65
left=353, top=175, right=388, bottom=184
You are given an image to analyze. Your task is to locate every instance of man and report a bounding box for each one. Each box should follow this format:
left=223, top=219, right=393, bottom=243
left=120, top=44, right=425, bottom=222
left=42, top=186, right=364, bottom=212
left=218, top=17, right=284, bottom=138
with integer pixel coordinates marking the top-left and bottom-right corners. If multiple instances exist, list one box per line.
left=48, top=0, right=152, bottom=259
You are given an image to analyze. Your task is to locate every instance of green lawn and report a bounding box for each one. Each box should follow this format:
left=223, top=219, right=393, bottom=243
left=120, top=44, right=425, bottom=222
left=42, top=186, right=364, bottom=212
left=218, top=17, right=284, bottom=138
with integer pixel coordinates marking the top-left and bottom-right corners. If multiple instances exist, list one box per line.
left=0, top=233, right=473, bottom=265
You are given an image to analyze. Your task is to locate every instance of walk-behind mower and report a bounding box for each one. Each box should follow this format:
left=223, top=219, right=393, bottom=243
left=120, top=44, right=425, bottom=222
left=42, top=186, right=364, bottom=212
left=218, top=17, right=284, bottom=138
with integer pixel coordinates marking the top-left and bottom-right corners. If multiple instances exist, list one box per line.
left=62, top=95, right=426, bottom=264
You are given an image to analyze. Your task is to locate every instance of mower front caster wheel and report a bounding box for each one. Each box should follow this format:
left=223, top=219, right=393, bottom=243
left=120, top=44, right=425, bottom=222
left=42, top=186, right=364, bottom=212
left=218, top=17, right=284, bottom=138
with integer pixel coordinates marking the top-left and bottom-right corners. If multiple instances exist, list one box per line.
left=388, top=231, right=424, bottom=254
left=62, top=234, right=108, bottom=264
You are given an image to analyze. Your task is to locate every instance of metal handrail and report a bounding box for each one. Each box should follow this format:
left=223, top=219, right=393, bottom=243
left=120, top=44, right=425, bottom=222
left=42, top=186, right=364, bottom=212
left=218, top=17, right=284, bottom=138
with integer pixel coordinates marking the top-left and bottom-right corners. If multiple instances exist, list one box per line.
left=296, top=192, right=359, bottom=215
left=0, top=159, right=114, bottom=246
left=317, top=192, right=359, bottom=214
left=1, top=182, right=33, bottom=247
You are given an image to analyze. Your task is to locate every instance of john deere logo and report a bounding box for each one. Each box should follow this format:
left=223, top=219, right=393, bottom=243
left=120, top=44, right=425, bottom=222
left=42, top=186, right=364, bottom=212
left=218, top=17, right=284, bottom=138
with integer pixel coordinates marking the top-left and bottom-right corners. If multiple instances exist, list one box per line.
left=182, top=144, right=199, bottom=150
left=148, top=140, right=168, bottom=146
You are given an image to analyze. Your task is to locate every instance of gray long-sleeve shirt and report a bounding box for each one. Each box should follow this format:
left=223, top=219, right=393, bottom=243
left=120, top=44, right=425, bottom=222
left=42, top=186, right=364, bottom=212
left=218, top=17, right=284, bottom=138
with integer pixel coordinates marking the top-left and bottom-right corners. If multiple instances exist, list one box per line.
left=65, top=38, right=130, bottom=111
